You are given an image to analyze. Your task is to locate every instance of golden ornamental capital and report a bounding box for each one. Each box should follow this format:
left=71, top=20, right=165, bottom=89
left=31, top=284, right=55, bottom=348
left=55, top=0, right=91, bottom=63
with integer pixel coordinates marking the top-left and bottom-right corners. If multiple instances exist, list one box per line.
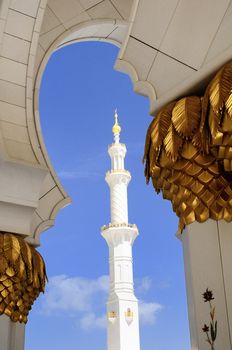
left=0, top=232, right=47, bottom=323
left=144, top=60, right=232, bottom=232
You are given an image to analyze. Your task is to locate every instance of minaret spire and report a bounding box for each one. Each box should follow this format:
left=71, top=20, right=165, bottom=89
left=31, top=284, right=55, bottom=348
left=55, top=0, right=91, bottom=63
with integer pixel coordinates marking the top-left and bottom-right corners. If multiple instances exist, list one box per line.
left=101, top=110, right=140, bottom=350
left=112, top=109, right=121, bottom=143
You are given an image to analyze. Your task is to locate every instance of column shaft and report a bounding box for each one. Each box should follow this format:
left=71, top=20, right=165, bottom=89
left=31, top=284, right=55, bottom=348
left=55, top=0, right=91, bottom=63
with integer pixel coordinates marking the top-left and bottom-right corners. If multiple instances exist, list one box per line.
left=110, top=183, right=128, bottom=224
left=109, top=243, right=133, bottom=294
left=0, top=315, right=25, bottom=350
left=182, top=220, right=232, bottom=350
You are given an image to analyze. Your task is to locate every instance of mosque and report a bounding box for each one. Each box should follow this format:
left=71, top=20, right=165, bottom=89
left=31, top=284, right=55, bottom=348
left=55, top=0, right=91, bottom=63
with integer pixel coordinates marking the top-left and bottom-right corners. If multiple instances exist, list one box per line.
left=0, top=0, right=232, bottom=349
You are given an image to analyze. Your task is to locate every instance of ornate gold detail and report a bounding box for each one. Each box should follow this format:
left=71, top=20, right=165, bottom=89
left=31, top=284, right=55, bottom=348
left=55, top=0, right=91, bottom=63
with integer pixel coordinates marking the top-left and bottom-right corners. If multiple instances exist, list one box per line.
left=0, top=232, right=47, bottom=323
left=108, top=311, right=117, bottom=320
left=144, top=60, right=232, bottom=232
left=112, top=109, right=121, bottom=135
left=125, top=308, right=133, bottom=318
left=125, top=308, right=133, bottom=325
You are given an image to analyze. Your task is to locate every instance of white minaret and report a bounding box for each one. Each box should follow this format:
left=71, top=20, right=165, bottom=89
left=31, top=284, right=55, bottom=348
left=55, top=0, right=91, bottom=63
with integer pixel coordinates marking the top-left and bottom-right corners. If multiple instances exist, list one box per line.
left=101, top=110, right=140, bottom=350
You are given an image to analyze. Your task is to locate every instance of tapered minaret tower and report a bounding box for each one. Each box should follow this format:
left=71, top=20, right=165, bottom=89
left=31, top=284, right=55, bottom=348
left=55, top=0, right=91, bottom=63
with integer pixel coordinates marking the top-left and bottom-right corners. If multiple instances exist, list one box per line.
left=101, top=111, right=140, bottom=350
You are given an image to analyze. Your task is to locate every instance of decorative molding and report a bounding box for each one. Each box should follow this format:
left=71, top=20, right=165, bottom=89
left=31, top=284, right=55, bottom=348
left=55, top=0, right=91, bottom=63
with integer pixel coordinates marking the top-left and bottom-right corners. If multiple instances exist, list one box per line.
left=0, top=158, right=48, bottom=237
left=101, top=226, right=138, bottom=247
left=26, top=219, right=54, bottom=247
left=101, top=223, right=137, bottom=231
left=144, top=60, right=232, bottom=232
left=114, top=58, right=157, bottom=113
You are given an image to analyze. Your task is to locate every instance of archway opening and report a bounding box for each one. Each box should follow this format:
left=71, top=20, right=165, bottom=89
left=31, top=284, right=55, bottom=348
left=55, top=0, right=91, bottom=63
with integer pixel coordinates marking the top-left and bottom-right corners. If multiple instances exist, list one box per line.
left=26, top=41, right=190, bottom=350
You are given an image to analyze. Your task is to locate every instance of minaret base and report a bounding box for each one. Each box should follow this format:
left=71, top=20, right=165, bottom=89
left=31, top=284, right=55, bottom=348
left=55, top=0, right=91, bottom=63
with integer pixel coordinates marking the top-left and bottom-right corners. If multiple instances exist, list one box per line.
left=102, top=225, right=140, bottom=350
left=107, top=295, right=140, bottom=350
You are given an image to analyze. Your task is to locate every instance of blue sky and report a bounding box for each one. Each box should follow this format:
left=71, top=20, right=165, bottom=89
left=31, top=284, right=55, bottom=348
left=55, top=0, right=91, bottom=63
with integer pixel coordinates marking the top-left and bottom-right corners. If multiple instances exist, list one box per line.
left=25, top=42, right=190, bottom=350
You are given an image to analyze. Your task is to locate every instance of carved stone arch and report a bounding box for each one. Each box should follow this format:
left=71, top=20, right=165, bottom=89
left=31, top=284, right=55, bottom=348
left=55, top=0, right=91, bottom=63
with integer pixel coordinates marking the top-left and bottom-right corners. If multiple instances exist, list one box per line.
left=28, top=10, right=148, bottom=245
left=0, top=0, right=159, bottom=245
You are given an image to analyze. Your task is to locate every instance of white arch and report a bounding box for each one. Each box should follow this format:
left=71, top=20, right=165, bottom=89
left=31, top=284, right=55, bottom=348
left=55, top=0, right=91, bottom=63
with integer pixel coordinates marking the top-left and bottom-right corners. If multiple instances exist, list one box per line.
left=0, top=0, right=155, bottom=245
left=28, top=18, right=145, bottom=244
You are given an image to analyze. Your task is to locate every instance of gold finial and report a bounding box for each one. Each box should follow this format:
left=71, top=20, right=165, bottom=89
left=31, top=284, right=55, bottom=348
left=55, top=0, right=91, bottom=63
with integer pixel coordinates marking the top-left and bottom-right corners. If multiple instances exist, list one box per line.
left=112, top=109, right=121, bottom=136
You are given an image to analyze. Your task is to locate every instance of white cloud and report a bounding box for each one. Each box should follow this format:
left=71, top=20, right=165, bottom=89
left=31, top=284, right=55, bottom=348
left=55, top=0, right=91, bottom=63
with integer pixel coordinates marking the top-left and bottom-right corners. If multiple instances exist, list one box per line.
left=157, top=280, right=171, bottom=290
left=42, top=274, right=108, bottom=314
left=139, top=301, right=162, bottom=325
left=58, top=151, right=106, bottom=180
left=58, top=170, right=100, bottom=180
left=58, top=170, right=82, bottom=179
left=80, top=313, right=106, bottom=330
left=41, top=274, right=162, bottom=331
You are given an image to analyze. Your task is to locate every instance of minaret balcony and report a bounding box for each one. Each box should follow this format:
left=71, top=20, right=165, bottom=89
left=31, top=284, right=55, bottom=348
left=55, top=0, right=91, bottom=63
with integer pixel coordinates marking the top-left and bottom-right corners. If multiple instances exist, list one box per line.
left=101, top=224, right=138, bottom=247
left=108, top=142, right=126, bottom=155
left=105, top=170, right=131, bottom=186
left=101, top=223, right=137, bottom=231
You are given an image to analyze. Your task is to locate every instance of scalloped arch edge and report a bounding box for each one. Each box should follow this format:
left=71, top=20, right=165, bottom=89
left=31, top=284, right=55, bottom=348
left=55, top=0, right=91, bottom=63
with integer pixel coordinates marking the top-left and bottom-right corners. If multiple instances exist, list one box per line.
left=114, top=58, right=157, bottom=114
left=26, top=197, right=71, bottom=247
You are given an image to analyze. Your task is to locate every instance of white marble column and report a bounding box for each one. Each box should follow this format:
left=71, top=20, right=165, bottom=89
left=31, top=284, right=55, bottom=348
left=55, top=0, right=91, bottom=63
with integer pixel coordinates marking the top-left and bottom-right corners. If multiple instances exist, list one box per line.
left=0, top=315, right=25, bottom=350
left=181, top=219, right=232, bottom=350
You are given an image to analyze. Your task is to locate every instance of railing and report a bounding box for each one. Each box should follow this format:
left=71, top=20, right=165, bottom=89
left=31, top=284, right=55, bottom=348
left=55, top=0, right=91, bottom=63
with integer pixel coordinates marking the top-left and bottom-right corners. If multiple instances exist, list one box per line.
left=101, top=223, right=137, bottom=231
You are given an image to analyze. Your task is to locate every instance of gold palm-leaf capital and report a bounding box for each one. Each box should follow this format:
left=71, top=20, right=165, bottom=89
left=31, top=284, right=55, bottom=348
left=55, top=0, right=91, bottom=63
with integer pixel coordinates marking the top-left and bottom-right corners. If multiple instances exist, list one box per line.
left=208, top=63, right=232, bottom=114
left=0, top=232, right=47, bottom=323
left=172, top=96, right=201, bottom=139
left=144, top=59, right=232, bottom=232
left=163, top=123, right=183, bottom=161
